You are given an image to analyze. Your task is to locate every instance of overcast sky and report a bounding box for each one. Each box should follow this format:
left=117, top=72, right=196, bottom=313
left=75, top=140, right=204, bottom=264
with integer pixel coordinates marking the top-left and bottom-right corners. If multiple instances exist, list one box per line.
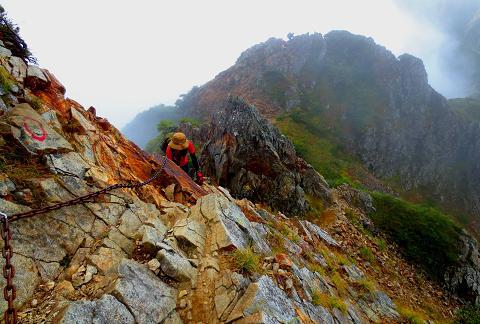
left=1, top=0, right=462, bottom=128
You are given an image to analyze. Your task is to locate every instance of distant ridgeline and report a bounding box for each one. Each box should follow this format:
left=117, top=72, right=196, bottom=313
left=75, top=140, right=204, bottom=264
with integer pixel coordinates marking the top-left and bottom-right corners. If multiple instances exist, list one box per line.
left=121, top=104, right=182, bottom=148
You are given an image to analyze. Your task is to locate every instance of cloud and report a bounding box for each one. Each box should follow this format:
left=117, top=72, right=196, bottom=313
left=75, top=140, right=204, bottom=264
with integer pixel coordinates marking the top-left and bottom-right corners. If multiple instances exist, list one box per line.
left=2, top=0, right=478, bottom=126
left=395, top=0, right=480, bottom=98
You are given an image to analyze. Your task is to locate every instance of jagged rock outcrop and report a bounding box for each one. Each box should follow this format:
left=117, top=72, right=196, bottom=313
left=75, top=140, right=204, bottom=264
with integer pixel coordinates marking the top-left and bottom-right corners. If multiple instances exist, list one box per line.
left=183, top=97, right=331, bottom=215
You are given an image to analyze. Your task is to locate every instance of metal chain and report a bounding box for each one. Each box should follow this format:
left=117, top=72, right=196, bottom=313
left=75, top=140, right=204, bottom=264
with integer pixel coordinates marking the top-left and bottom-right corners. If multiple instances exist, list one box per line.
left=9, top=156, right=168, bottom=222
left=0, top=156, right=168, bottom=323
left=1, top=212, right=16, bottom=324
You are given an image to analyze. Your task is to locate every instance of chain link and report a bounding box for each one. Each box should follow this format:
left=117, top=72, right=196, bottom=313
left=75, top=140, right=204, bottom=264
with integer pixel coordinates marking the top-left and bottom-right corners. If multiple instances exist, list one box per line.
left=1, top=212, right=16, bottom=324
left=0, top=156, right=168, bottom=323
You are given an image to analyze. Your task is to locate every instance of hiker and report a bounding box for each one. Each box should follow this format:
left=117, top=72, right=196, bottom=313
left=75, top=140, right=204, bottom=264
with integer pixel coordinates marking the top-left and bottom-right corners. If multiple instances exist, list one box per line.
left=165, top=132, right=204, bottom=184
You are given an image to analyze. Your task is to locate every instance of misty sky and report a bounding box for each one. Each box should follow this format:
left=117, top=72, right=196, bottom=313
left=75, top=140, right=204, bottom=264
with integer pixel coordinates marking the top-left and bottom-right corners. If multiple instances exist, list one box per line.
left=2, top=0, right=475, bottom=127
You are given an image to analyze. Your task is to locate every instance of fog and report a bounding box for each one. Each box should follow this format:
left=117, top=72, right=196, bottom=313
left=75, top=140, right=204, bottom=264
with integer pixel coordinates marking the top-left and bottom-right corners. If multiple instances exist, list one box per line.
left=395, top=0, right=480, bottom=98
left=1, top=0, right=478, bottom=127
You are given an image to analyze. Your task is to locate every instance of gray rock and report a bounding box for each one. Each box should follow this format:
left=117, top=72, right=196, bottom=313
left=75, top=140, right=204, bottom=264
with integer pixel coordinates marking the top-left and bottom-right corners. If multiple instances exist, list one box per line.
left=58, top=294, right=134, bottom=324
left=138, top=224, right=166, bottom=252
left=0, top=254, right=40, bottom=313
left=0, top=97, right=8, bottom=111
left=118, top=209, right=143, bottom=239
left=292, top=264, right=332, bottom=298
left=110, top=259, right=177, bottom=324
left=301, top=220, right=339, bottom=247
left=25, top=65, right=49, bottom=90
left=366, top=291, right=399, bottom=319
left=347, top=304, right=363, bottom=324
left=0, top=198, right=30, bottom=215
left=297, top=301, right=334, bottom=324
left=46, top=152, right=90, bottom=178
left=215, top=270, right=250, bottom=321
left=0, top=46, right=12, bottom=57
left=227, top=275, right=297, bottom=323
left=8, top=57, right=26, bottom=82
left=71, top=107, right=96, bottom=133
left=30, top=177, right=72, bottom=202
left=3, top=103, right=73, bottom=154
left=0, top=174, right=15, bottom=196
left=342, top=264, right=365, bottom=281
left=337, top=184, right=375, bottom=214
left=156, top=249, right=197, bottom=282
left=173, top=217, right=206, bottom=254
left=41, top=110, right=62, bottom=131
left=445, top=230, right=480, bottom=303
left=194, top=194, right=271, bottom=254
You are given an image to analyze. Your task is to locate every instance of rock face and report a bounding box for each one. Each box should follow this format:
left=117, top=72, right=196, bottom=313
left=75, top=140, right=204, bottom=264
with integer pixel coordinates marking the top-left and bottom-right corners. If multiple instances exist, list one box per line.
left=445, top=230, right=480, bottom=303
left=110, top=259, right=178, bottom=323
left=58, top=294, right=134, bottom=324
left=177, top=31, right=480, bottom=229
left=184, top=97, right=331, bottom=215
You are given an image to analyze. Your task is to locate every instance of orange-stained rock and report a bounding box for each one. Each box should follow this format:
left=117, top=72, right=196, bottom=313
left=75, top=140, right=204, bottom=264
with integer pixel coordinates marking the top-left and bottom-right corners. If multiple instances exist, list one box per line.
left=274, top=253, right=293, bottom=269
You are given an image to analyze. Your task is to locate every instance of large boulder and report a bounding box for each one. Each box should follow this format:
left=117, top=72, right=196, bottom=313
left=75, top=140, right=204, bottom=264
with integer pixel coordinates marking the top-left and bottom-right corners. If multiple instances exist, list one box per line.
left=192, top=193, right=271, bottom=254
left=57, top=294, right=134, bottom=324
left=0, top=103, right=73, bottom=154
left=109, top=259, right=178, bottom=323
left=227, top=275, right=298, bottom=323
left=25, top=65, right=50, bottom=90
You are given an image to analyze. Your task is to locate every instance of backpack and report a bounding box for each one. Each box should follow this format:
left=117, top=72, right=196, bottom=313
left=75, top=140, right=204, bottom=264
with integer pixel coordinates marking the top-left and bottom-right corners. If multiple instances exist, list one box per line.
left=161, top=133, right=173, bottom=153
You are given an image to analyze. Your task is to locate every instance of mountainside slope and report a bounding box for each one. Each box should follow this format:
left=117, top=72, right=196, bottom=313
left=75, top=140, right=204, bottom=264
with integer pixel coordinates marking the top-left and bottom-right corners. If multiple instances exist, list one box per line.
left=176, top=31, right=480, bottom=230
left=0, top=35, right=466, bottom=323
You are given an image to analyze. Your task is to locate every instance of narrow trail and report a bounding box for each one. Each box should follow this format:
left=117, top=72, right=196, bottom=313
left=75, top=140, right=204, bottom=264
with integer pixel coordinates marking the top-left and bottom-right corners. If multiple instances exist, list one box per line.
left=185, top=213, right=222, bottom=323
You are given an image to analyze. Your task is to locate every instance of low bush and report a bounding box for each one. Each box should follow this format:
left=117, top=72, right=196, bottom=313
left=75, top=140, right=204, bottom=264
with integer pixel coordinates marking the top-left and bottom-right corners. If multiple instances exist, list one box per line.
left=455, top=304, right=480, bottom=324
left=232, top=247, right=261, bottom=274
left=370, top=192, right=461, bottom=279
left=359, top=246, right=375, bottom=263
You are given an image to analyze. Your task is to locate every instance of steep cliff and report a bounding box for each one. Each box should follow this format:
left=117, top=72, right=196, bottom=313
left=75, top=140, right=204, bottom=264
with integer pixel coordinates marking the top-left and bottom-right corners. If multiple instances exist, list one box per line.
left=176, top=31, right=480, bottom=230
left=0, top=33, right=464, bottom=323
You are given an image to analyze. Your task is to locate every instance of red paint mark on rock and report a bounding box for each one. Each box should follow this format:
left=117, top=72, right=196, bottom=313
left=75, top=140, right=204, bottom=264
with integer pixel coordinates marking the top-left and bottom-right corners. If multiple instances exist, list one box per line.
left=23, top=117, right=47, bottom=142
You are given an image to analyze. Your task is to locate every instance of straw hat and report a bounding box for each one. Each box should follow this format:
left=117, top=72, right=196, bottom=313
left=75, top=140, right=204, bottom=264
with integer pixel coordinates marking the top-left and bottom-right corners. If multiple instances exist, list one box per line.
left=168, top=132, right=189, bottom=150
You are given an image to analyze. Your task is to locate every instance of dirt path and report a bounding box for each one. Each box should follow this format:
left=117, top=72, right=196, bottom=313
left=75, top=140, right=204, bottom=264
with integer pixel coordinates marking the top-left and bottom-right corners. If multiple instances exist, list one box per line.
left=185, top=216, right=222, bottom=323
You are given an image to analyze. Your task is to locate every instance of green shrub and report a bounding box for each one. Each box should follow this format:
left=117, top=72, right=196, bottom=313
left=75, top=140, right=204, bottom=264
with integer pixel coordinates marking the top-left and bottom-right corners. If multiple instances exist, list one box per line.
left=399, top=306, right=426, bottom=324
left=331, top=272, right=347, bottom=296
left=359, top=246, right=375, bottom=263
left=354, top=278, right=375, bottom=295
left=233, top=247, right=261, bottom=274
left=27, top=95, right=43, bottom=110
left=179, top=117, right=200, bottom=127
left=329, top=296, right=348, bottom=314
left=455, top=305, right=480, bottom=324
left=311, top=290, right=347, bottom=314
left=0, top=66, right=12, bottom=93
left=370, top=192, right=461, bottom=279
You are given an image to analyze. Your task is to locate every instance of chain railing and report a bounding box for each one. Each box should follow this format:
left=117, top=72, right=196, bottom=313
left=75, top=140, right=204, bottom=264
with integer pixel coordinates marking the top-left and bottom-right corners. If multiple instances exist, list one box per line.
left=0, top=156, right=168, bottom=323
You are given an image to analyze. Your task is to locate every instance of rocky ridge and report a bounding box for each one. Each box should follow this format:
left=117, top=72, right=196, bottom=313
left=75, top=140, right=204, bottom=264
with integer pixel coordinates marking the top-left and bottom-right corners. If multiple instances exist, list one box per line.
left=176, top=31, right=480, bottom=231
left=0, top=40, right=461, bottom=322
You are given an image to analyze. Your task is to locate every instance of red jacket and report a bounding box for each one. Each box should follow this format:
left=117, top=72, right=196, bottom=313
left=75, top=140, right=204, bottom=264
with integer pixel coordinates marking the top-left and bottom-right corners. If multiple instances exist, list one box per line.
left=166, top=141, right=196, bottom=167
